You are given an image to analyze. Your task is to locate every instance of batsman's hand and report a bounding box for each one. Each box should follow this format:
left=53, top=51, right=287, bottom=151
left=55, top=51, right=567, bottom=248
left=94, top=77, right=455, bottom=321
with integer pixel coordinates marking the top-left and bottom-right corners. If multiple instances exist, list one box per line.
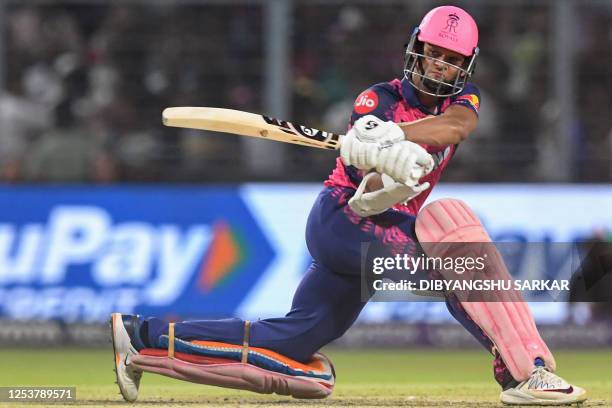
left=340, top=115, right=405, bottom=170
left=341, top=115, right=434, bottom=186
left=349, top=172, right=430, bottom=217
left=376, top=140, right=434, bottom=186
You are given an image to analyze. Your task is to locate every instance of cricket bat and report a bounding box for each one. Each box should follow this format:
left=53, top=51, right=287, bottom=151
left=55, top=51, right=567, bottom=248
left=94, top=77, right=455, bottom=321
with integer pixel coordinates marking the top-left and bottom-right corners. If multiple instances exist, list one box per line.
left=162, top=107, right=342, bottom=150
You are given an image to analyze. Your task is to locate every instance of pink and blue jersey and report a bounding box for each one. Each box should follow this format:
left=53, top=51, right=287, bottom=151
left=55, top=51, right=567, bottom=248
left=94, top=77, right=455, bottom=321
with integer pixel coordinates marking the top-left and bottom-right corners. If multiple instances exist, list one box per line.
left=325, top=78, right=481, bottom=215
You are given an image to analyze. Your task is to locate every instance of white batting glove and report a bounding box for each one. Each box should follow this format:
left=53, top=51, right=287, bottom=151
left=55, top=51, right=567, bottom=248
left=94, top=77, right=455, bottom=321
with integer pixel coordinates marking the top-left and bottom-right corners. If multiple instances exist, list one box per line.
left=375, top=140, right=434, bottom=186
left=349, top=172, right=430, bottom=217
left=340, top=115, right=405, bottom=170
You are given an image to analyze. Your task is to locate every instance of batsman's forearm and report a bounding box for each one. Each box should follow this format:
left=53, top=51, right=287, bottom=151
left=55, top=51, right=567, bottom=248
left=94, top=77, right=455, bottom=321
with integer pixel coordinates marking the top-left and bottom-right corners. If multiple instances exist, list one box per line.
left=398, top=115, right=467, bottom=146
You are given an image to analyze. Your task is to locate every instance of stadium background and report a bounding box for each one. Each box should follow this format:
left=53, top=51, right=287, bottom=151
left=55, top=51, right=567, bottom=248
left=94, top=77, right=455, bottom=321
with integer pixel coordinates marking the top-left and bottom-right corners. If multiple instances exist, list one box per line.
left=0, top=0, right=610, bottom=405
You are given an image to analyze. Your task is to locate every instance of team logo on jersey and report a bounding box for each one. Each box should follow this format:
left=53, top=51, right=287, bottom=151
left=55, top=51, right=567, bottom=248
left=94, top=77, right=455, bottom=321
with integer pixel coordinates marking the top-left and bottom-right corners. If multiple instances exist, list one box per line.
left=457, top=94, right=480, bottom=111
left=354, top=90, right=379, bottom=114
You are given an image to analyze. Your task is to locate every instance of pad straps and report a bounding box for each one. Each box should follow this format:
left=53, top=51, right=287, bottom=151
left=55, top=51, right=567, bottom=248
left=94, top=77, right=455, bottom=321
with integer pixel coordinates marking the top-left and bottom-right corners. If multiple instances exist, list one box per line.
left=241, top=320, right=251, bottom=363
left=168, top=322, right=175, bottom=359
left=167, top=320, right=251, bottom=363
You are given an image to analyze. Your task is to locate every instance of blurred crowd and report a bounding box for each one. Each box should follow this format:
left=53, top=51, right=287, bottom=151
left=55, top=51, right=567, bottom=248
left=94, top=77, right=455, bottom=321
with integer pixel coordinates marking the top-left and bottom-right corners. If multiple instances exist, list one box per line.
left=0, top=1, right=610, bottom=183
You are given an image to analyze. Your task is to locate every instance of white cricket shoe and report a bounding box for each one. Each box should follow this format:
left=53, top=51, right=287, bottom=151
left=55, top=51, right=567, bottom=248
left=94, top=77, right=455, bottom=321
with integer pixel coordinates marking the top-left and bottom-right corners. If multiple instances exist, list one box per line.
left=110, top=313, right=143, bottom=402
left=500, top=366, right=587, bottom=406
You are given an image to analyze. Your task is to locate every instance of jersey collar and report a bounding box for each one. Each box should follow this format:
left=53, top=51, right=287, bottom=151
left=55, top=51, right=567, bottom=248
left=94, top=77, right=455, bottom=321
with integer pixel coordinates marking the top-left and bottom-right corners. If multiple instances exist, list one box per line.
left=400, top=78, right=444, bottom=115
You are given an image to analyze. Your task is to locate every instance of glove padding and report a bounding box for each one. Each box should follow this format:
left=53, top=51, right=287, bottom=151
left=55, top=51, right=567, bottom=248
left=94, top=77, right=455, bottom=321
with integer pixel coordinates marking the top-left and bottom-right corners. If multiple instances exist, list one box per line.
left=341, top=115, right=434, bottom=186
left=375, top=140, right=434, bottom=185
left=349, top=172, right=430, bottom=217
left=340, top=115, right=405, bottom=170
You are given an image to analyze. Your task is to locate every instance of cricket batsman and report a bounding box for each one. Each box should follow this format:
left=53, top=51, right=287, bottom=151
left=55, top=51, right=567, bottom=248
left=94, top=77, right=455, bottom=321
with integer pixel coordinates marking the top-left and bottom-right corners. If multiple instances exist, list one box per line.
left=111, top=6, right=587, bottom=405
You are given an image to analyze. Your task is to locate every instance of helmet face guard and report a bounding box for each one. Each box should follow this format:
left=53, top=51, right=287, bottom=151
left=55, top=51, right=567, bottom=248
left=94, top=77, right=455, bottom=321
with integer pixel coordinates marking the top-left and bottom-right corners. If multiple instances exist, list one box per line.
left=403, top=28, right=479, bottom=98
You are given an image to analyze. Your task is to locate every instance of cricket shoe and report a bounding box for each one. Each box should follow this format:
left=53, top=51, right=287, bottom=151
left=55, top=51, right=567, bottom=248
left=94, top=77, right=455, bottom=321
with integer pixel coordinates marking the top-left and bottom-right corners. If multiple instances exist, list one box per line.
left=110, top=313, right=144, bottom=402
left=500, top=365, right=586, bottom=406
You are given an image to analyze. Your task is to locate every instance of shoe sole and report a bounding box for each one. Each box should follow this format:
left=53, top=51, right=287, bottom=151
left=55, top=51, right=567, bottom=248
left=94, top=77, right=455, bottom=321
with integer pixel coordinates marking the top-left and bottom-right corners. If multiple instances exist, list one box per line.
left=110, top=313, right=140, bottom=402
left=501, top=388, right=587, bottom=406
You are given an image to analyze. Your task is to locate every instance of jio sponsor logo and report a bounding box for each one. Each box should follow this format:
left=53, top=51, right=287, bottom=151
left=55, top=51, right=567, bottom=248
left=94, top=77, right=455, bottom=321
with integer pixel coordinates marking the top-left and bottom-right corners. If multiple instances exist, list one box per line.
left=354, top=90, right=379, bottom=114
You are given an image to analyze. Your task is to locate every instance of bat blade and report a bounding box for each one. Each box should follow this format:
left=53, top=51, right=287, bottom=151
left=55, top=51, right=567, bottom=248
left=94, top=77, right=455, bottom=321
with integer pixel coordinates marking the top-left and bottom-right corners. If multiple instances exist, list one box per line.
left=162, top=107, right=342, bottom=150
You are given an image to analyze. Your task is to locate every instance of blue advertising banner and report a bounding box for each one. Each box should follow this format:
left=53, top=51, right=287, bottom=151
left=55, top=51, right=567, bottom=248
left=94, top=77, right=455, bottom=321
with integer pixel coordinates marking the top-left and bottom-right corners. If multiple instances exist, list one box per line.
left=0, top=186, right=274, bottom=322
left=0, top=184, right=610, bottom=323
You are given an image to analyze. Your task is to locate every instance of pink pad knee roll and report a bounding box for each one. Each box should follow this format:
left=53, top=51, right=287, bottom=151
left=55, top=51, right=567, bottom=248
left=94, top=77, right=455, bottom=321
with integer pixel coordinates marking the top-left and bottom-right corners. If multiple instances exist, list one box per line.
left=415, top=198, right=555, bottom=381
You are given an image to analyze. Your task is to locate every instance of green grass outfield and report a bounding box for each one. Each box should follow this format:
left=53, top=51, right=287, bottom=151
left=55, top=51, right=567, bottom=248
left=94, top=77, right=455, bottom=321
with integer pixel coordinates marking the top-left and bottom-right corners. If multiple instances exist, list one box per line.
left=0, top=348, right=610, bottom=407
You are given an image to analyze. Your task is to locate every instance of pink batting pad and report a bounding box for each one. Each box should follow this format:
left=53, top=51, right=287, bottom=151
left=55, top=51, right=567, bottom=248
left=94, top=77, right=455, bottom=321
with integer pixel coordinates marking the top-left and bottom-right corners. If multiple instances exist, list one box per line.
left=415, top=198, right=556, bottom=381
left=130, top=349, right=334, bottom=399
